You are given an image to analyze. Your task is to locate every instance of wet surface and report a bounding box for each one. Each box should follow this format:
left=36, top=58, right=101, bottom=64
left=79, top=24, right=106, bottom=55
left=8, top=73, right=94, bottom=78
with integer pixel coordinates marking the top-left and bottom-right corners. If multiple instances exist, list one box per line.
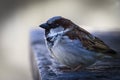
left=30, top=29, right=120, bottom=80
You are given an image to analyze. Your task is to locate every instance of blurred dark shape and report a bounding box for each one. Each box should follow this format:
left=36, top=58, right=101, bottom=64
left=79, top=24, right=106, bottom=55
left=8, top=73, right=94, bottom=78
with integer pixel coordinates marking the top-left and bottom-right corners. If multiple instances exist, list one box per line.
left=0, top=0, right=48, bottom=27
left=0, top=0, right=26, bottom=23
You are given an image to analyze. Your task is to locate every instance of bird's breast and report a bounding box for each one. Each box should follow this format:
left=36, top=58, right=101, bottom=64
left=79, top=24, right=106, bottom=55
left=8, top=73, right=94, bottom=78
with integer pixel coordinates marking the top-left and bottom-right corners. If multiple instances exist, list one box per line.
left=50, top=35, right=97, bottom=68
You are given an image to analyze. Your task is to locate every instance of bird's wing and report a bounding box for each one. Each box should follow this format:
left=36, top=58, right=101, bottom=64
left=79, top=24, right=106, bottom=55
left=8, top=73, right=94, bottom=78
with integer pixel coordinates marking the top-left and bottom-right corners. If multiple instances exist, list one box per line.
left=65, top=26, right=117, bottom=57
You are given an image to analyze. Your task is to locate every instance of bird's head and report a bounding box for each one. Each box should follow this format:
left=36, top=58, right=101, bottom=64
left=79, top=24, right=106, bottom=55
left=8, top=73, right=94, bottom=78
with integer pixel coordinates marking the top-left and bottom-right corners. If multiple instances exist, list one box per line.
left=39, top=16, right=79, bottom=42
left=39, top=16, right=75, bottom=30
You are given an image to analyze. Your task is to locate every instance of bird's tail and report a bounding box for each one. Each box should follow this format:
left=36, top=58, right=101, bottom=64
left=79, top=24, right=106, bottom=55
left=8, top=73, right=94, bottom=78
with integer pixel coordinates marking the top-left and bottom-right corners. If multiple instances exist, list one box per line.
left=105, top=49, right=120, bottom=59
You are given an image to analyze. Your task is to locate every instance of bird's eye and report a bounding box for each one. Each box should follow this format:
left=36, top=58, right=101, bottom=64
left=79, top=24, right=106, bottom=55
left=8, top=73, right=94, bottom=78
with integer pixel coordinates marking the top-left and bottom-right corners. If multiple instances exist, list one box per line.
left=47, top=23, right=51, bottom=26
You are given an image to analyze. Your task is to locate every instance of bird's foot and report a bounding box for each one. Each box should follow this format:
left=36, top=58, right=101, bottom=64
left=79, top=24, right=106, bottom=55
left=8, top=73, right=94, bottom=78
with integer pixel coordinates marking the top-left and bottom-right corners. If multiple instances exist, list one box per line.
left=72, top=65, right=84, bottom=71
left=58, top=66, right=72, bottom=72
left=58, top=65, right=83, bottom=72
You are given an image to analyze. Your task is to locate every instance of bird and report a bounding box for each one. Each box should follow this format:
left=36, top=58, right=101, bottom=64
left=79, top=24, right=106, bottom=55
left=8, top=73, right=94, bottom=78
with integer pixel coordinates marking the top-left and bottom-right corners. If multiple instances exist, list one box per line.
left=39, top=16, right=118, bottom=71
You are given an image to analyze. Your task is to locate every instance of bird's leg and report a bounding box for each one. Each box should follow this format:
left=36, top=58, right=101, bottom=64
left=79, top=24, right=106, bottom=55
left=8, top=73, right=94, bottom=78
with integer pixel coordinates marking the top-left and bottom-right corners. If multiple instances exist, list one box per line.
left=72, top=65, right=84, bottom=71
left=58, top=66, right=72, bottom=72
left=58, top=65, right=84, bottom=72
left=58, top=66, right=71, bottom=70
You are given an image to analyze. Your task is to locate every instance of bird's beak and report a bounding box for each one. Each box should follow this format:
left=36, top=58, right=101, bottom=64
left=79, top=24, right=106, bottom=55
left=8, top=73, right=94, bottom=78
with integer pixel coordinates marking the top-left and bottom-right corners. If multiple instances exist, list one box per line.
left=39, top=23, right=49, bottom=29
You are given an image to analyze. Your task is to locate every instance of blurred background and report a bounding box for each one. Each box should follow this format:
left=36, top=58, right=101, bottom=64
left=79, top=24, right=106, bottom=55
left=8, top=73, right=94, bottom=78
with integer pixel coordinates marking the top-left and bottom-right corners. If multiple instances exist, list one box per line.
left=0, top=0, right=120, bottom=80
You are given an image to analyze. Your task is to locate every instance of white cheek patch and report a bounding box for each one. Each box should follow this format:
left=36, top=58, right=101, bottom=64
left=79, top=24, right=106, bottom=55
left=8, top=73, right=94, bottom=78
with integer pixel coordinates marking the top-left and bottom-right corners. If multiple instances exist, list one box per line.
left=51, top=26, right=64, bottom=33
left=47, top=26, right=64, bottom=37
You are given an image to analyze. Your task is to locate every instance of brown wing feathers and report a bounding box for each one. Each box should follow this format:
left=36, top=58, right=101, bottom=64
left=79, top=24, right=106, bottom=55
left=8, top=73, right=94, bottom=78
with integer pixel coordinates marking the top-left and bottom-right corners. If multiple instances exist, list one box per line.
left=65, top=25, right=117, bottom=57
left=55, top=17, right=117, bottom=57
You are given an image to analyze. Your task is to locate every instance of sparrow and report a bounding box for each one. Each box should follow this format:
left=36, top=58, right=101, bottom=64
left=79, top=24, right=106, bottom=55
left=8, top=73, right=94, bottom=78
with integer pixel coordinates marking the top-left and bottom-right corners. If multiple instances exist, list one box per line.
left=39, top=16, right=118, bottom=71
